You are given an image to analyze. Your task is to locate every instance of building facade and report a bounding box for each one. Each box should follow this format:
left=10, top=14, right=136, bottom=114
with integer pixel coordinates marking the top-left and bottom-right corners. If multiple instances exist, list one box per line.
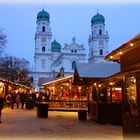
left=30, top=10, right=109, bottom=90
left=31, top=9, right=87, bottom=89
left=88, top=12, right=109, bottom=63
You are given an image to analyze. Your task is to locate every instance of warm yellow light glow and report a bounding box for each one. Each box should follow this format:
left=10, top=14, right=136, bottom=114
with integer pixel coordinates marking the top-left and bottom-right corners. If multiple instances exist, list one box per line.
left=78, top=87, right=81, bottom=90
left=8, top=86, right=12, bottom=90
left=0, top=82, right=4, bottom=86
left=110, top=56, right=113, bottom=59
left=119, top=52, right=123, bottom=55
left=93, top=83, right=97, bottom=86
left=69, top=86, right=71, bottom=89
left=98, top=84, right=101, bottom=87
left=109, top=82, right=113, bottom=85
left=130, top=43, right=134, bottom=46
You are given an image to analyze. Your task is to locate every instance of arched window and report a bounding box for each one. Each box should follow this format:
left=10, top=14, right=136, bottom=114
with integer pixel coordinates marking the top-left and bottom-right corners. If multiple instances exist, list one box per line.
left=100, top=49, right=103, bottom=55
left=42, top=26, right=45, bottom=32
left=99, top=29, right=102, bottom=35
left=42, top=46, right=45, bottom=52
left=72, top=61, right=76, bottom=69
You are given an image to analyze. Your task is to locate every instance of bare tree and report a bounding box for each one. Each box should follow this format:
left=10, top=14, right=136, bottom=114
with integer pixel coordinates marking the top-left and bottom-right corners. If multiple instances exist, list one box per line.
left=0, top=29, right=7, bottom=55
left=0, top=55, right=33, bottom=87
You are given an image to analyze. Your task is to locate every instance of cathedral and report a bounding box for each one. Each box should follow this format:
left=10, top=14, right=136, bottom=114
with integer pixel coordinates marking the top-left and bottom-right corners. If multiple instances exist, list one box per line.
left=30, top=9, right=109, bottom=90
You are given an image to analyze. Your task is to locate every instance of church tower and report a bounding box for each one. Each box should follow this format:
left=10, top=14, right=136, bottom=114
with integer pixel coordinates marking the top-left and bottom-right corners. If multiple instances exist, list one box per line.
left=88, top=12, right=109, bottom=63
left=34, top=9, right=52, bottom=89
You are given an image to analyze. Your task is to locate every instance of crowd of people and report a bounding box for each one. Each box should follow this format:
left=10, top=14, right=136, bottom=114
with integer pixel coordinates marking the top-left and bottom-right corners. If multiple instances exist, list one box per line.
left=5, top=91, right=50, bottom=110
left=0, top=91, right=50, bottom=123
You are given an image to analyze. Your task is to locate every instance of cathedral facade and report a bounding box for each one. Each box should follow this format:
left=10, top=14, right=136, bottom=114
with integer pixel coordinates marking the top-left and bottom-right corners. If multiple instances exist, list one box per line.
left=30, top=9, right=109, bottom=90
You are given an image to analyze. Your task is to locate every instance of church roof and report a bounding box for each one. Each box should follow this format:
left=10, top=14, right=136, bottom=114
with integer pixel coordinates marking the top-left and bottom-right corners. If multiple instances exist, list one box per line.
left=76, top=63, right=120, bottom=78
left=37, top=9, right=50, bottom=21
left=63, top=37, right=85, bottom=50
left=91, top=12, right=105, bottom=25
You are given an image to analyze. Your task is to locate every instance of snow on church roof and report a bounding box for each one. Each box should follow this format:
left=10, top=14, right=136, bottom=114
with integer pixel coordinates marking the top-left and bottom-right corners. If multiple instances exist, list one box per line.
left=76, top=63, right=120, bottom=78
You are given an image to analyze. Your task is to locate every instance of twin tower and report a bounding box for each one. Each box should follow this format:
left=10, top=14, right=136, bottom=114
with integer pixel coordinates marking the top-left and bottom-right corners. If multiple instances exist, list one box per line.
left=32, top=9, right=109, bottom=89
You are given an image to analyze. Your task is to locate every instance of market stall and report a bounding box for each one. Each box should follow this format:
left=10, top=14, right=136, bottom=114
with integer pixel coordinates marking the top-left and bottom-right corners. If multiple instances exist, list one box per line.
left=41, top=75, right=88, bottom=111
left=105, top=34, right=140, bottom=138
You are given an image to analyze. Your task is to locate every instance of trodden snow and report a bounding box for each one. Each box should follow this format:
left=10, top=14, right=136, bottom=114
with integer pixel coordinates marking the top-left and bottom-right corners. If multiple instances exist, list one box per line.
left=0, top=107, right=123, bottom=140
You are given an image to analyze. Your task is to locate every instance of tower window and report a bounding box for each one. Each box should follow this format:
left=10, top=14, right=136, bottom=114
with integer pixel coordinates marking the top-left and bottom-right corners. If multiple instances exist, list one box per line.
left=42, top=26, right=45, bottom=32
left=100, top=49, right=103, bottom=55
left=71, top=50, right=73, bottom=53
left=72, top=61, right=76, bottom=69
left=75, top=50, right=77, bottom=53
left=42, top=46, right=45, bottom=52
left=99, top=29, right=102, bottom=35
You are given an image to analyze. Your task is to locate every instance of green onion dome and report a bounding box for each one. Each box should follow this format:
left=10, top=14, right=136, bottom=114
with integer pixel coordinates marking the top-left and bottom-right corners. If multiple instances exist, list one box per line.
left=37, top=9, right=50, bottom=21
left=91, top=12, right=105, bottom=24
left=51, top=40, right=61, bottom=52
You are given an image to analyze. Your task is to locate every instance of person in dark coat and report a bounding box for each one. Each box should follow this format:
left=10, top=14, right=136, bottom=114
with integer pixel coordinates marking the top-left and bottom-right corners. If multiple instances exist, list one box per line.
left=0, top=94, right=4, bottom=123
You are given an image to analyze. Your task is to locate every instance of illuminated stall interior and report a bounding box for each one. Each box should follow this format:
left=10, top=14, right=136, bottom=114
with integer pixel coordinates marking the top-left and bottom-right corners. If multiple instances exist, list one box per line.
left=0, top=78, right=31, bottom=97
left=41, top=75, right=89, bottom=110
left=0, top=79, right=5, bottom=97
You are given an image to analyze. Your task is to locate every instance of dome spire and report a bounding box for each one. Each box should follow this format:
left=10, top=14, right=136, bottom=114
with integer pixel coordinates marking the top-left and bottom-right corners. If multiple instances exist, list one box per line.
left=91, top=12, right=105, bottom=25
left=96, top=8, right=99, bottom=14
left=37, top=9, right=50, bottom=21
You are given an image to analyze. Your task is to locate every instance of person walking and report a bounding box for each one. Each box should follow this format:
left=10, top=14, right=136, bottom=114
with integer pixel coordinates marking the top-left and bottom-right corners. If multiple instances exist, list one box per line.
left=16, top=94, right=20, bottom=109
left=0, top=94, right=4, bottom=123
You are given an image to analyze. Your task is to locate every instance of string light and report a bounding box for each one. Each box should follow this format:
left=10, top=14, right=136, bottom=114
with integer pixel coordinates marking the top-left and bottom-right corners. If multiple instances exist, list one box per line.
left=130, top=43, right=134, bottom=46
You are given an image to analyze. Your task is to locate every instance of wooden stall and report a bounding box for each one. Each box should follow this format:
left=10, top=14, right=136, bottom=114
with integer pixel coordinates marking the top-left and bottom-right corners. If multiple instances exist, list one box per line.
left=73, top=63, right=122, bottom=123
left=0, top=78, right=31, bottom=97
left=87, top=74, right=123, bottom=124
left=41, top=75, right=89, bottom=112
left=105, top=34, right=140, bottom=139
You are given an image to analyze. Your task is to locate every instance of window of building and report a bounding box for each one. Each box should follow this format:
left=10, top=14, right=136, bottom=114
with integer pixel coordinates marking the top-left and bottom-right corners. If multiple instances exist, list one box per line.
left=72, top=61, right=76, bottom=69
left=42, top=26, right=45, bottom=32
left=42, top=46, right=45, bottom=52
left=75, top=50, right=77, bottom=53
left=99, top=29, right=102, bottom=35
left=100, top=49, right=103, bottom=55
left=71, top=50, right=73, bottom=53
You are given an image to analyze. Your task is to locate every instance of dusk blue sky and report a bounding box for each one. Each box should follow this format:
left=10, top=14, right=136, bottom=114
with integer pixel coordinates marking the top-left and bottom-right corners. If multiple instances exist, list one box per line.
left=0, top=1, right=140, bottom=66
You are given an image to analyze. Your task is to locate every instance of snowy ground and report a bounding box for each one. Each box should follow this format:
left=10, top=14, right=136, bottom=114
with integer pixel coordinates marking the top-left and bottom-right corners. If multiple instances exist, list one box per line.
left=0, top=107, right=123, bottom=140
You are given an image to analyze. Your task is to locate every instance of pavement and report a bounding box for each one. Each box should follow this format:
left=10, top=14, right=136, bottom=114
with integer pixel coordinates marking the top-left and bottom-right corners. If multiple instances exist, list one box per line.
left=0, top=107, right=123, bottom=140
